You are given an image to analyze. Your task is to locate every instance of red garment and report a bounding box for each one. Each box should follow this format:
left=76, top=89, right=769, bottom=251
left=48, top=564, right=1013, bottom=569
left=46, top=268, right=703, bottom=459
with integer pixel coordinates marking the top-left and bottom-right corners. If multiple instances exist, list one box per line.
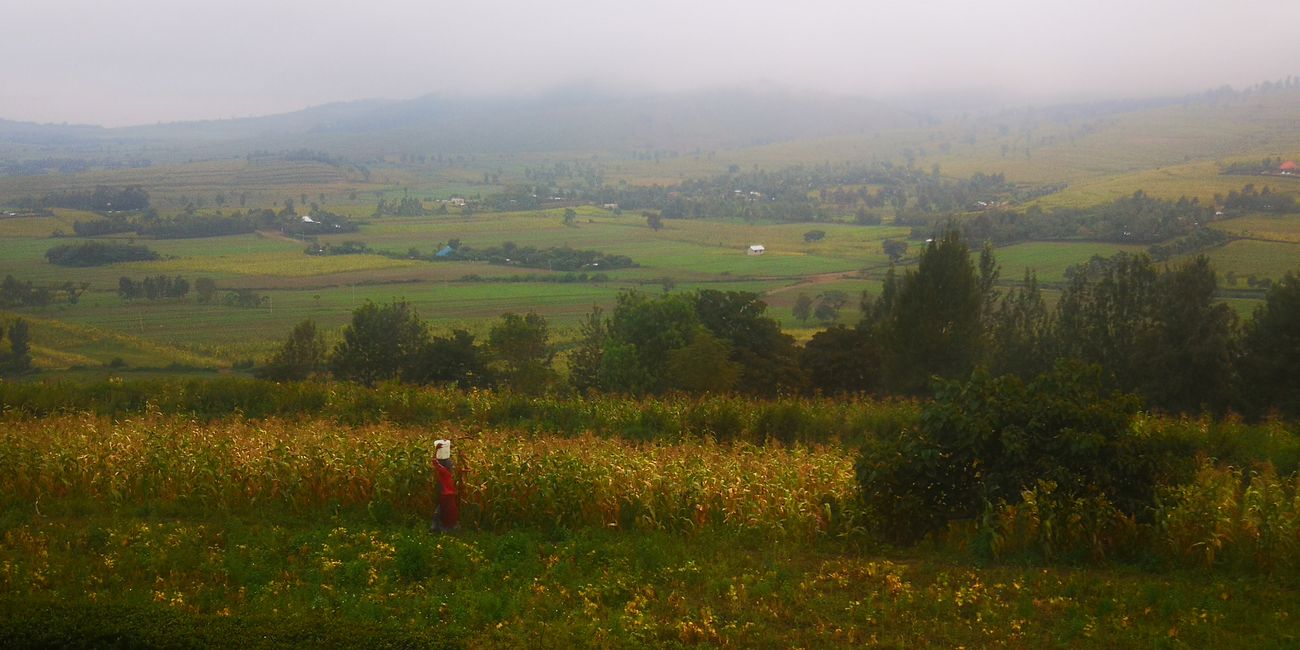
left=434, top=462, right=460, bottom=529
left=434, top=462, right=457, bottom=496
left=438, top=492, right=460, bottom=529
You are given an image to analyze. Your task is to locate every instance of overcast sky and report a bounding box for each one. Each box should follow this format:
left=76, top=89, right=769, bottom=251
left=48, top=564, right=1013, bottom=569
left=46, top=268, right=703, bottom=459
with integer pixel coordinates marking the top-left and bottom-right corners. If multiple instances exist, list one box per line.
left=3, top=0, right=1298, bottom=127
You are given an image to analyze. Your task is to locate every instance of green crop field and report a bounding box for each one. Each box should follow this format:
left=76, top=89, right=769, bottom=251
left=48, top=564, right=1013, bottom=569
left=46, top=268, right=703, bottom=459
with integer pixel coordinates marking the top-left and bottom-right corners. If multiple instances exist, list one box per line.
left=1196, top=239, right=1300, bottom=284
left=1213, top=213, right=1300, bottom=243
left=992, top=241, right=1148, bottom=283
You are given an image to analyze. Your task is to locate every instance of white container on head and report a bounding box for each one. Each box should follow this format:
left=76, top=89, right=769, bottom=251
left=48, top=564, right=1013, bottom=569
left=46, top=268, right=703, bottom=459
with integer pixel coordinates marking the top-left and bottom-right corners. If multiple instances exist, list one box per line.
left=434, top=439, right=452, bottom=460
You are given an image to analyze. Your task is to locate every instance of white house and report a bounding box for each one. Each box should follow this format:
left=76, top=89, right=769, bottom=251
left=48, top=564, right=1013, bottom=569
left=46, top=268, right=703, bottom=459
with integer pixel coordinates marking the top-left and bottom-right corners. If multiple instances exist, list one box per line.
left=748, top=244, right=766, bottom=255
left=300, top=215, right=317, bottom=224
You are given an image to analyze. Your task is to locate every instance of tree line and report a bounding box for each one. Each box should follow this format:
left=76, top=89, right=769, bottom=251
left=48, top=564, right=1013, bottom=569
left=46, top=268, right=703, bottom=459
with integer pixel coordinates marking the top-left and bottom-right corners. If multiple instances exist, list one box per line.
left=45, top=241, right=160, bottom=267
left=260, top=225, right=1300, bottom=420
left=71, top=207, right=359, bottom=240
left=1, top=275, right=87, bottom=307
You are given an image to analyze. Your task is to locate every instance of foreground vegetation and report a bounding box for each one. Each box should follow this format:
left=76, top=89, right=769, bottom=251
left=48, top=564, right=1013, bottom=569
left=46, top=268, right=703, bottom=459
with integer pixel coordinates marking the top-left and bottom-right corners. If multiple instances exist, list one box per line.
left=5, top=516, right=1299, bottom=648
left=1, top=403, right=1299, bottom=646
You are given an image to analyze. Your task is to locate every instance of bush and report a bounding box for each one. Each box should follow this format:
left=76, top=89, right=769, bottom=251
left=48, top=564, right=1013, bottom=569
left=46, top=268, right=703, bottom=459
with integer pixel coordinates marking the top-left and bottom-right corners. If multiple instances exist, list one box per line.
left=856, top=361, right=1190, bottom=543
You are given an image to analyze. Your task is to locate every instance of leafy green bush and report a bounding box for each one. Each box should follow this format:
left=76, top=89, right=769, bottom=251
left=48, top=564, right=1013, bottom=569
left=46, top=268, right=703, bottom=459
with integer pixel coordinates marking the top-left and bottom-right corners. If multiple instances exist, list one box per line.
left=856, top=362, right=1192, bottom=543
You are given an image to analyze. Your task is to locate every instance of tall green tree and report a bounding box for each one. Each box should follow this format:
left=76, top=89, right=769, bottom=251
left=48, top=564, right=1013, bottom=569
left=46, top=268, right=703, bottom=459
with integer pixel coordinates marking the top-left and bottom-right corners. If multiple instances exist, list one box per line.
left=692, top=290, right=804, bottom=395
left=568, top=307, right=607, bottom=394
left=488, top=312, right=554, bottom=393
left=800, top=326, right=881, bottom=395
left=1240, top=271, right=1300, bottom=417
left=792, top=294, right=813, bottom=323
left=412, top=329, right=490, bottom=389
left=599, top=291, right=698, bottom=394
left=329, top=301, right=428, bottom=385
left=876, top=227, right=989, bottom=394
left=664, top=327, right=741, bottom=394
left=0, top=319, right=32, bottom=376
left=257, top=320, right=326, bottom=382
left=1136, top=256, right=1239, bottom=413
left=987, top=270, right=1054, bottom=380
left=1055, top=252, right=1159, bottom=392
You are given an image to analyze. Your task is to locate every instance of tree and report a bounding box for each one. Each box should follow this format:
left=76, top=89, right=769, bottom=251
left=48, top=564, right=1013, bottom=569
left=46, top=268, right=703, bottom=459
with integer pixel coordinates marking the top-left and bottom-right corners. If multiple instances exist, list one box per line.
left=412, top=329, right=491, bottom=389
left=563, top=208, right=577, bottom=226
left=803, top=230, right=826, bottom=243
left=792, top=294, right=813, bottom=323
left=856, top=362, right=1160, bottom=544
left=814, top=291, right=848, bottom=322
left=1240, top=271, right=1300, bottom=417
left=1135, top=256, right=1238, bottom=413
left=599, top=291, right=698, bottom=394
left=488, top=312, right=554, bottom=393
left=1, top=319, right=32, bottom=375
left=876, top=227, right=988, bottom=394
left=329, top=301, right=429, bottom=385
left=987, top=270, right=1054, bottom=380
left=568, top=307, right=607, bottom=394
left=801, top=326, right=880, bottom=395
left=1055, top=252, right=1158, bottom=393
left=665, top=327, right=741, bottom=393
left=854, top=208, right=881, bottom=225
left=882, top=239, right=908, bottom=263
left=692, top=290, right=804, bottom=395
left=645, top=211, right=663, bottom=231
left=257, top=319, right=326, bottom=381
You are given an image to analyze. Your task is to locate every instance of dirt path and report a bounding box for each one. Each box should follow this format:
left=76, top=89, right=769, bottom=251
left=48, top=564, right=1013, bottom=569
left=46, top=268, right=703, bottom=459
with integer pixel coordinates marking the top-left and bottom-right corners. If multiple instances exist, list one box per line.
left=763, top=271, right=858, bottom=297
left=255, top=229, right=303, bottom=245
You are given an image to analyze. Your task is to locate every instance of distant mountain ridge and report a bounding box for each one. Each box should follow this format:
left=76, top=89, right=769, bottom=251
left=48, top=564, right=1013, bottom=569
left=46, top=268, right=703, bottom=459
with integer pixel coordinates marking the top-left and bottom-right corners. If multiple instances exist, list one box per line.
left=0, top=89, right=923, bottom=157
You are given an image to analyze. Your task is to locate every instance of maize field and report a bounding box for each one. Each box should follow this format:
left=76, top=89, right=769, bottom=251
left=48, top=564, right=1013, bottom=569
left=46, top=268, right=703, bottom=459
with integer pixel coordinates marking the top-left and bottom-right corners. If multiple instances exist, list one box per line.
left=0, top=413, right=860, bottom=539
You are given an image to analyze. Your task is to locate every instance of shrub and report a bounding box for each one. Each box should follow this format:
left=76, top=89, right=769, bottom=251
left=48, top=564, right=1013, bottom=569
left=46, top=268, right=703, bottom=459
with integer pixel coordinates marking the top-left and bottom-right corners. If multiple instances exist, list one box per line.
left=856, top=361, right=1188, bottom=543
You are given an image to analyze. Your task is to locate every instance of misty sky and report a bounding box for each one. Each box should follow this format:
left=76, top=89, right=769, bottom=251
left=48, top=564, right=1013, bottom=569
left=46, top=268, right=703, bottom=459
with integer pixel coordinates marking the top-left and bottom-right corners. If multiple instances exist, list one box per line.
left=4, top=0, right=1298, bottom=127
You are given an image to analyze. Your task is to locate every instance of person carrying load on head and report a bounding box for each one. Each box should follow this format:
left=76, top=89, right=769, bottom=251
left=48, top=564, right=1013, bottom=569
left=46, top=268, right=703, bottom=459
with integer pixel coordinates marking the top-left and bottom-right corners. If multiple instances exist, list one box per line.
left=431, top=439, right=459, bottom=532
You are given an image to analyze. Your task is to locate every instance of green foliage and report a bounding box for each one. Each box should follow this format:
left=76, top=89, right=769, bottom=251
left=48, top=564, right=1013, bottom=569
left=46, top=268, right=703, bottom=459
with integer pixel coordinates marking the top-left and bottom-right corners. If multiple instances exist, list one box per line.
left=875, top=226, right=988, bottom=394
left=329, top=301, right=429, bottom=386
left=692, top=290, right=803, bottom=395
left=567, top=307, right=606, bottom=394
left=600, top=291, right=698, bottom=394
left=856, top=362, right=1183, bottom=543
left=792, top=293, right=812, bottom=323
left=1241, top=272, right=1300, bottom=417
left=800, top=326, right=880, bottom=395
left=412, top=329, right=491, bottom=389
left=1058, top=253, right=1239, bottom=413
left=0, top=319, right=32, bottom=376
left=487, top=312, right=554, bottom=394
left=0, top=275, right=53, bottom=308
left=665, top=328, right=741, bottom=394
left=882, top=238, right=908, bottom=263
left=44, top=241, right=160, bottom=267
left=256, top=319, right=326, bottom=382
left=986, top=270, right=1054, bottom=379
